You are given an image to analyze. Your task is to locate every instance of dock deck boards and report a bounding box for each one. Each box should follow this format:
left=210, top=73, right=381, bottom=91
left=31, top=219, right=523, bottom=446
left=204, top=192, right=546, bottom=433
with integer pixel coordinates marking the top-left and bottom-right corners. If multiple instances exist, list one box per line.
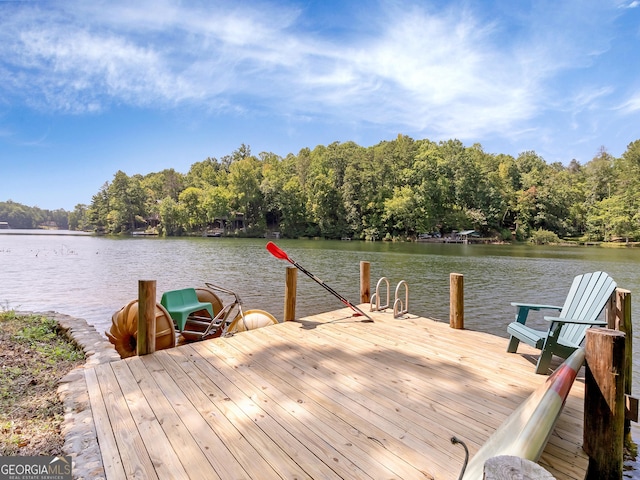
left=86, top=308, right=588, bottom=479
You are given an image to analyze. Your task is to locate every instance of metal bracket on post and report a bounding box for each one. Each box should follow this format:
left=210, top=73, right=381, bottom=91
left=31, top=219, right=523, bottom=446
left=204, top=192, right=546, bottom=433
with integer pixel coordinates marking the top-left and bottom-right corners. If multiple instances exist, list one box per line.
left=370, top=277, right=390, bottom=312
left=393, top=280, right=409, bottom=318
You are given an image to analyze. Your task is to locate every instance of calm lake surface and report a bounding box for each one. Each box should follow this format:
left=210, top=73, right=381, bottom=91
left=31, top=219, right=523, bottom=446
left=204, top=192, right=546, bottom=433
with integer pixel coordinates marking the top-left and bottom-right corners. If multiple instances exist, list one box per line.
left=1, top=231, right=639, bottom=474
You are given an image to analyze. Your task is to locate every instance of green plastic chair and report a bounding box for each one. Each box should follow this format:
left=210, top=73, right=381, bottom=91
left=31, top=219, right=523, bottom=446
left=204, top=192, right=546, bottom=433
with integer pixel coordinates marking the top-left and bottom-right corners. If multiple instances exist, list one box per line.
left=506, top=271, right=616, bottom=374
left=161, top=288, right=214, bottom=331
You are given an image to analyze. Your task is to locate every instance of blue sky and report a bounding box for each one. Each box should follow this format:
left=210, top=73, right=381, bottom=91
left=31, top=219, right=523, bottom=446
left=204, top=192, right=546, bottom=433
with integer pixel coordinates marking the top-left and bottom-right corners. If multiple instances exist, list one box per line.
left=1, top=0, right=639, bottom=211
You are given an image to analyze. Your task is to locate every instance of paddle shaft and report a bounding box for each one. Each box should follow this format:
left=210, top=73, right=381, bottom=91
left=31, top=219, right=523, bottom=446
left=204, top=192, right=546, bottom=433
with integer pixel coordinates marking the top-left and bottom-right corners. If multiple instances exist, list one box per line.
left=289, top=258, right=373, bottom=321
left=266, top=242, right=373, bottom=322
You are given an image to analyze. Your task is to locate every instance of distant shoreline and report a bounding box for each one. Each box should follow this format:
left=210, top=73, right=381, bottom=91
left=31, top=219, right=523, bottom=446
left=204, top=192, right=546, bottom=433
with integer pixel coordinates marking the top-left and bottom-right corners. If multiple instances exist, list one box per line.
left=1, top=229, right=638, bottom=247
left=0, top=229, right=93, bottom=236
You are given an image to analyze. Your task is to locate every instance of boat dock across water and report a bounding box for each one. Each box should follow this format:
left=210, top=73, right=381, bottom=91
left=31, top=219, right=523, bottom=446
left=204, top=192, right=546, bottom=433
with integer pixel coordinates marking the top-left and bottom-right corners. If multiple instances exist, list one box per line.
left=84, top=307, right=589, bottom=480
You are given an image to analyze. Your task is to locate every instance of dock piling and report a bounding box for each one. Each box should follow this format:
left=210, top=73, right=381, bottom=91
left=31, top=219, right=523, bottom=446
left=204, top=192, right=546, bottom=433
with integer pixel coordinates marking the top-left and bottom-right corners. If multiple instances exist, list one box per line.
left=450, top=273, right=464, bottom=329
left=360, top=261, right=370, bottom=304
left=583, top=328, right=626, bottom=479
left=284, top=266, right=298, bottom=321
left=606, top=288, right=634, bottom=436
left=137, top=279, right=156, bottom=356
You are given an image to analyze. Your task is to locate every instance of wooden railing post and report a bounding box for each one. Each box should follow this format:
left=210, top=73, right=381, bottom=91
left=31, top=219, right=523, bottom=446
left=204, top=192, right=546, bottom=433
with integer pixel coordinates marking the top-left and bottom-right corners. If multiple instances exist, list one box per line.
left=284, top=266, right=297, bottom=321
left=137, top=280, right=156, bottom=356
left=360, top=261, right=371, bottom=304
left=584, top=328, right=626, bottom=480
left=450, top=273, right=464, bottom=329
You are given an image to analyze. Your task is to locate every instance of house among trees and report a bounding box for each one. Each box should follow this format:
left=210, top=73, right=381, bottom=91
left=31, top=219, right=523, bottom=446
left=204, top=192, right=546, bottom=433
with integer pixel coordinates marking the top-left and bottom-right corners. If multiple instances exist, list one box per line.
left=39, top=221, right=59, bottom=230
left=456, top=230, right=476, bottom=244
left=204, top=213, right=246, bottom=236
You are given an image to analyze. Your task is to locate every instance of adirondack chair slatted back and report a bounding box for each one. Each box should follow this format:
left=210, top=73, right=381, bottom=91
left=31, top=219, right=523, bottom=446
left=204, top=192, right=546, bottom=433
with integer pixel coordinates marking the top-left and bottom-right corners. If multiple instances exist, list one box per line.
left=558, top=271, right=616, bottom=345
left=507, top=270, right=617, bottom=374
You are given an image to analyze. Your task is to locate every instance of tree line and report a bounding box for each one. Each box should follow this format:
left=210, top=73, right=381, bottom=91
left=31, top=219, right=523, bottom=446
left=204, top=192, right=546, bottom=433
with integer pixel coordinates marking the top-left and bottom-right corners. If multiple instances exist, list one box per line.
left=5, top=136, right=640, bottom=242
left=0, top=201, right=69, bottom=230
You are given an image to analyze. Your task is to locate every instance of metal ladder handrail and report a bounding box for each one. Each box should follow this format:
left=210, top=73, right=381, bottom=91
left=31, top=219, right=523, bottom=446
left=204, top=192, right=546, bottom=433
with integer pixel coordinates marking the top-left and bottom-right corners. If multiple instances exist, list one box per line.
left=393, top=280, right=409, bottom=318
left=370, top=277, right=390, bottom=312
left=371, top=277, right=410, bottom=317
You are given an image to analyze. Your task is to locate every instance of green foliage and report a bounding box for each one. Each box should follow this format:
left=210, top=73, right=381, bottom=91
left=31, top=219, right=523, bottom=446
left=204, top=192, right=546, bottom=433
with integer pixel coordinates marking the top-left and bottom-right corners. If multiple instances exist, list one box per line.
left=3, top=313, right=84, bottom=363
left=63, top=137, right=640, bottom=241
left=530, top=229, right=560, bottom=245
left=0, top=201, right=69, bottom=230
left=499, top=229, right=514, bottom=242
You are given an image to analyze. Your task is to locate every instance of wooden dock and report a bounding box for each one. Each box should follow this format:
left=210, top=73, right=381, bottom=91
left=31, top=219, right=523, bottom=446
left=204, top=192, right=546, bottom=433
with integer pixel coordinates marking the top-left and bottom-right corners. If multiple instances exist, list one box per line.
left=85, top=307, right=588, bottom=479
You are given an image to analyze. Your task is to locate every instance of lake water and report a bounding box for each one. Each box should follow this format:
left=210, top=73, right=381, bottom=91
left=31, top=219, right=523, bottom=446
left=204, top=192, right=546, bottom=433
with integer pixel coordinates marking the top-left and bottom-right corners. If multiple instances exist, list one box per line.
left=1, top=231, right=639, bottom=475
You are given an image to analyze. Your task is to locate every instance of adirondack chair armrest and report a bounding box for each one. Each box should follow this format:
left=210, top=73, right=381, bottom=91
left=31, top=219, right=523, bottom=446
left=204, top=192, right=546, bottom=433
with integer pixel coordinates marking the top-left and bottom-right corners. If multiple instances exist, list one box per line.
left=543, top=316, right=607, bottom=326
left=510, top=302, right=563, bottom=311
left=510, top=302, right=563, bottom=325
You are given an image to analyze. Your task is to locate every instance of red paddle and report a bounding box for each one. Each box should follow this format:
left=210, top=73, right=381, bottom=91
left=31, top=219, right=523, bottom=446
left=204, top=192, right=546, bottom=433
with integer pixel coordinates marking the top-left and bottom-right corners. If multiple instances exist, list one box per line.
left=266, top=241, right=373, bottom=322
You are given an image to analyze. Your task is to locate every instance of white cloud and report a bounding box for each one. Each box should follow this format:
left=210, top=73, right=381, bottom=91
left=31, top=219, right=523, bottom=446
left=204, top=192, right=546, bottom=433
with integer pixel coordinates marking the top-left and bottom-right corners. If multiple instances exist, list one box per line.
left=617, top=92, right=640, bottom=114
left=0, top=2, right=293, bottom=111
left=0, top=0, right=633, bottom=144
left=570, top=86, right=616, bottom=111
left=299, top=4, right=545, bottom=138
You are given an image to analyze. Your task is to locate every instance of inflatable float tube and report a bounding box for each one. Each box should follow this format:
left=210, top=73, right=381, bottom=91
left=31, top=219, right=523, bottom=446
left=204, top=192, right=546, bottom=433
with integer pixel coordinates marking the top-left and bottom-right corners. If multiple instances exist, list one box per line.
left=106, top=300, right=175, bottom=358
left=226, top=309, right=279, bottom=335
left=460, top=347, right=585, bottom=479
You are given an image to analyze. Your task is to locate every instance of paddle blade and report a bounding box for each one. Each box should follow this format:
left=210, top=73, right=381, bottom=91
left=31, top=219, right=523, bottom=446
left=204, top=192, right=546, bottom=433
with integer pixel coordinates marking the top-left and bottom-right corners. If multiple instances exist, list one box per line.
left=266, top=241, right=291, bottom=262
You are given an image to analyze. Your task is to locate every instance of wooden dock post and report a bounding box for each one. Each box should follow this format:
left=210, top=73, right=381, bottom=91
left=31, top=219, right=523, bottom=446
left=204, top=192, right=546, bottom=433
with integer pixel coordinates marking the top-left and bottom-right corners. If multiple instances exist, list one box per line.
left=137, top=280, right=156, bottom=356
left=583, top=328, right=626, bottom=480
left=606, top=288, right=634, bottom=436
left=360, top=261, right=370, bottom=304
left=450, top=273, right=464, bottom=329
left=284, top=266, right=297, bottom=321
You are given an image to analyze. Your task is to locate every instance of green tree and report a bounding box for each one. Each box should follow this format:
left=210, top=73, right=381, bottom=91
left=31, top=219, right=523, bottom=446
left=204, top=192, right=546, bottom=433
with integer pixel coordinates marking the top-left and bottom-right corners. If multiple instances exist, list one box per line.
left=530, top=228, right=560, bottom=245
left=87, top=182, right=110, bottom=232
left=178, top=187, right=206, bottom=231
left=382, top=185, right=422, bottom=238
left=305, top=143, right=355, bottom=238
left=141, top=169, right=185, bottom=203
left=80, top=137, right=640, bottom=241
left=227, top=154, right=265, bottom=232
left=280, top=177, right=310, bottom=237
left=584, top=148, right=617, bottom=240
left=512, top=151, right=555, bottom=238
left=584, top=147, right=616, bottom=204
left=341, top=144, right=373, bottom=238
left=201, top=185, right=232, bottom=230
left=186, top=158, right=224, bottom=188
left=613, top=140, right=640, bottom=240
left=409, top=140, right=455, bottom=234
left=260, top=151, right=311, bottom=237
left=68, top=204, right=88, bottom=231
left=158, top=197, right=185, bottom=236
left=105, top=171, right=146, bottom=233
left=0, top=201, right=39, bottom=228
left=586, top=197, right=634, bottom=241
